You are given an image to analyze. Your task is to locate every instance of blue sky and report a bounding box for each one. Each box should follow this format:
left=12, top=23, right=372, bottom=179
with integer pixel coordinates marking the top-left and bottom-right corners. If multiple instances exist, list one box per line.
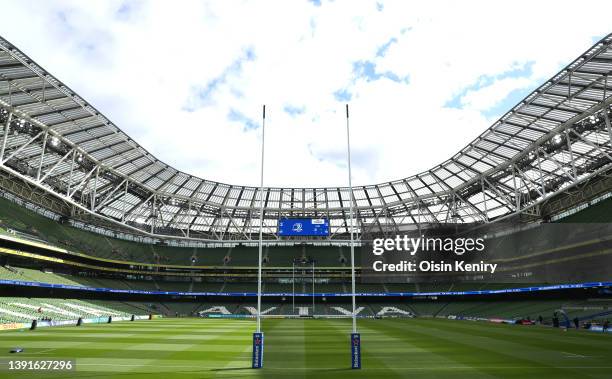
left=0, top=0, right=610, bottom=187
left=445, top=61, right=536, bottom=118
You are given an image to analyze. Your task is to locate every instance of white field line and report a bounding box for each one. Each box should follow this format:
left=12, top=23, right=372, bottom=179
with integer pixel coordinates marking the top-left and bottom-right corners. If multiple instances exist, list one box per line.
left=19, top=348, right=58, bottom=355
left=562, top=351, right=588, bottom=358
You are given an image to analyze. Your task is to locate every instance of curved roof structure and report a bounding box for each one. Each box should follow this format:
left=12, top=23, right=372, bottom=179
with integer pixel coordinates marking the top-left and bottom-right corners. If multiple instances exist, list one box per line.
left=1, top=34, right=612, bottom=241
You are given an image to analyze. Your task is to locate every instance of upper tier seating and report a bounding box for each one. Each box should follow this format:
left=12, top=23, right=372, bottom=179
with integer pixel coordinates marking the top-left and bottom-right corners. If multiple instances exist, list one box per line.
left=558, top=196, right=612, bottom=223
left=0, top=196, right=353, bottom=266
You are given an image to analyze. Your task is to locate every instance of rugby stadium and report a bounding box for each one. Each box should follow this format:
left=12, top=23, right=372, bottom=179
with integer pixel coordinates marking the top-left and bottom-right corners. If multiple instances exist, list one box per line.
left=0, top=29, right=612, bottom=379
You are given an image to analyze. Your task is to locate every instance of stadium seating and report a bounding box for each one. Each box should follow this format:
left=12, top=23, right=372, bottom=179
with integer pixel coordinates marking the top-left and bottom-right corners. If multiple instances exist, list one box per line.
left=1, top=288, right=608, bottom=323
left=0, top=297, right=139, bottom=323
left=0, top=266, right=83, bottom=286
left=155, top=280, right=189, bottom=292
left=183, top=298, right=612, bottom=324
left=2, top=194, right=611, bottom=328
left=0, top=197, right=366, bottom=268
left=0, top=266, right=562, bottom=296
left=221, top=282, right=260, bottom=292
left=558, top=196, right=612, bottom=223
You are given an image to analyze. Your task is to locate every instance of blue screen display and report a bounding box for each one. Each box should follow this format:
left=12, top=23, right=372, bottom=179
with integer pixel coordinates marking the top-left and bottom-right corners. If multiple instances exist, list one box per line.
left=278, top=218, right=330, bottom=236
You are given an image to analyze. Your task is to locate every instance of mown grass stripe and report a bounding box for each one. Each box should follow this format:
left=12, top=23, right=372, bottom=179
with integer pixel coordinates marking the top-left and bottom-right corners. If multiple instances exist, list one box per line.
left=0, top=318, right=610, bottom=378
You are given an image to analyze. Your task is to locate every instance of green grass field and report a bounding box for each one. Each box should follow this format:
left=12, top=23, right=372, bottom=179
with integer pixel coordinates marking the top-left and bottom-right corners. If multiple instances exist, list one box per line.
left=0, top=318, right=610, bottom=378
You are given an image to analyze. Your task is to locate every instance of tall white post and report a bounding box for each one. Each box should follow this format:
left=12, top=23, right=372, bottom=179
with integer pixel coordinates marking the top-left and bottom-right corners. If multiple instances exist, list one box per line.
left=345, top=104, right=357, bottom=334
left=256, top=105, right=266, bottom=333
left=252, top=105, right=266, bottom=369
left=346, top=104, right=361, bottom=369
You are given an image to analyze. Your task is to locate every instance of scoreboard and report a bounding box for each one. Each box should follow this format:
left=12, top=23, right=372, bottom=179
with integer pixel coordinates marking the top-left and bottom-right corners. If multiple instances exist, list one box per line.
left=278, top=218, right=330, bottom=236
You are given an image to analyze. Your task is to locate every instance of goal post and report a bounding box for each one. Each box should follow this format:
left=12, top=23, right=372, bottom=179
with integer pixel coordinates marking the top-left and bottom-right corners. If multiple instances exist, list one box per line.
left=253, top=105, right=266, bottom=369
left=250, top=104, right=361, bottom=369
left=345, top=104, right=361, bottom=369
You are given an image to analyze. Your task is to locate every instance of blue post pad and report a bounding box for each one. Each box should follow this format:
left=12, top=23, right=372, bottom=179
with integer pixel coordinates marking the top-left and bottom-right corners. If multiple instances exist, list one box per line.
left=351, top=333, right=361, bottom=369
left=252, top=332, right=264, bottom=368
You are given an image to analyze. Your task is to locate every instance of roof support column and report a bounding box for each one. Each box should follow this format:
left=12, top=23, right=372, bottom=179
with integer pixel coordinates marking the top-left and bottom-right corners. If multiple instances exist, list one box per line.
left=535, top=148, right=546, bottom=196
left=1, top=131, right=43, bottom=165
left=481, top=178, right=488, bottom=219
left=512, top=166, right=520, bottom=212
left=604, top=111, right=612, bottom=149
left=569, top=129, right=612, bottom=162
left=91, top=166, right=99, bottom=211
left=0, top=112, right=12, bottom=162
left=187, top=201, right=191, bottom=238
left=566, top=129, right=577, bottom=179
left=151, top=194, right=156, bottom=234
left=36, top=130, right=48, bottom=181
left=66, top=150, right=76, bottom=196
left=121, top=180, right=129, bottom=222
left=68, top=165, right=96, bottom=198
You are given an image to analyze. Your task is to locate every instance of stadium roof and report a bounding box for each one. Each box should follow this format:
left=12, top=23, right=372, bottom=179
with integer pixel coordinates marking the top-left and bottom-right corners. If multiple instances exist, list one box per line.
left=1, top=34, right=612, bottom=241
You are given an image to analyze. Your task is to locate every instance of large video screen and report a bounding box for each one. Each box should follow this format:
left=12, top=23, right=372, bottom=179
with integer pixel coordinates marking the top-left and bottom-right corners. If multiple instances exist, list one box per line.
left=278, top=218, right=330, bottom=236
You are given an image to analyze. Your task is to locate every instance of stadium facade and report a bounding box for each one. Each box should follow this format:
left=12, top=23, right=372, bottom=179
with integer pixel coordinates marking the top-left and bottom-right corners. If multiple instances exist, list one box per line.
left=1, top=34, right=612, bottom=244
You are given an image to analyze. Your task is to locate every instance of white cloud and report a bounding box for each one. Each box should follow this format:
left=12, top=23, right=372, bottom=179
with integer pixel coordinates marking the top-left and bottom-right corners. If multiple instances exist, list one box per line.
left=0, top=0, right=610, bottom=188
left=460, top=77, right=532, bottom=113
